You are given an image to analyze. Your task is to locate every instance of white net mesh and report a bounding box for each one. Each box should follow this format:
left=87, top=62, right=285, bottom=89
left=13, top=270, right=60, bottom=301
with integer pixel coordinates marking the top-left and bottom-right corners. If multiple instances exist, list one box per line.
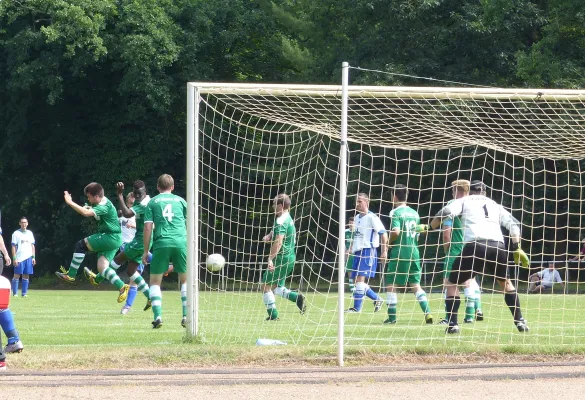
left=193, top=83, right=585, bottom=349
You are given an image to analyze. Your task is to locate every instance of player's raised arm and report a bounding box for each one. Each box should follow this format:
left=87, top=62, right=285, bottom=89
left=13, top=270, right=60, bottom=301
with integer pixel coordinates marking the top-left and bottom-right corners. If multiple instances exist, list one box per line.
left=116, top=182, right=136, bottom=218
left=64, top=190, right=95, bottom=217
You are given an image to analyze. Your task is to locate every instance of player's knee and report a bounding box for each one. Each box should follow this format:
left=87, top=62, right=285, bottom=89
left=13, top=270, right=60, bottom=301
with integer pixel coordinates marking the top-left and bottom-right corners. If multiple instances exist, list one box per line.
left=74, top=239, right=89, bottom=254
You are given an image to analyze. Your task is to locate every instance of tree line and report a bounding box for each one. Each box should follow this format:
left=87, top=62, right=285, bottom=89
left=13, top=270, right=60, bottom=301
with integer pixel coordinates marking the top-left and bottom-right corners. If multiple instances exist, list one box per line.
left=1, top=0, right=584, bottom=276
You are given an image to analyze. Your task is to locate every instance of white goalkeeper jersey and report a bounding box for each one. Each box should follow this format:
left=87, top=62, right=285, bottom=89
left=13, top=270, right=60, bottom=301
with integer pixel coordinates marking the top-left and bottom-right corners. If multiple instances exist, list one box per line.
left=351, top=211, right=386, bottom=253
left=435, top=195, right=520, bottom=244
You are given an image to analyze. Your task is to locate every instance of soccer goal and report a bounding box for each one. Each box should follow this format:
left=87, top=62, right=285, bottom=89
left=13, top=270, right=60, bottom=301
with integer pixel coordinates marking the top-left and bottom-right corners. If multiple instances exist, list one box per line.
left=186, top=63, right=585, bottom=365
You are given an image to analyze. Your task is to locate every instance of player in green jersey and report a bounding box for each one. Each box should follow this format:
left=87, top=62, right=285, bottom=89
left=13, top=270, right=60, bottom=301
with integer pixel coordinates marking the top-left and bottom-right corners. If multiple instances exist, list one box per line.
left=142, top=174, right=188, bottom=329
left=261, top=193, right=306, bottom=321
left=384, top=184, right=433, bottom=324
left=439, top=180, right=484, bottom=325
left=345, top=216, right=356, bottom=293
left=56, top=182, right=129, bottom=303
left=84, top=181, right=152, bottom=311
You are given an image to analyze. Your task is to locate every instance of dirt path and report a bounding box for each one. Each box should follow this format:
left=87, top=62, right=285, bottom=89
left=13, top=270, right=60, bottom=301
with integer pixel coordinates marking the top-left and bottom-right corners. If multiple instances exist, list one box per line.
left=3, top=362, right=585, bottom=399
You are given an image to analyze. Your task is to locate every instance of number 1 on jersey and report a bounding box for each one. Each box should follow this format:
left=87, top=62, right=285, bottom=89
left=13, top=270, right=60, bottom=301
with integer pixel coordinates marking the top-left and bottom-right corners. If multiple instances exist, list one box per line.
left=163, top=204, right=175, bottom=222
left=483, top=204, right=489, bottom=218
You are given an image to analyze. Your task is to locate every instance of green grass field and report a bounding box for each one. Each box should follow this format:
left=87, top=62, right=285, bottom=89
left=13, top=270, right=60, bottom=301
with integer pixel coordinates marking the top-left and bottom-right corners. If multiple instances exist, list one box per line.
left=5, top=289, right=585, bottom=370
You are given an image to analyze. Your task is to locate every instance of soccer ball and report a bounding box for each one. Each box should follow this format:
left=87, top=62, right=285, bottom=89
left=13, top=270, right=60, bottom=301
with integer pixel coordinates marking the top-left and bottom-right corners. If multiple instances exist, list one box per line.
left=206, top=253, right=225, bottom=272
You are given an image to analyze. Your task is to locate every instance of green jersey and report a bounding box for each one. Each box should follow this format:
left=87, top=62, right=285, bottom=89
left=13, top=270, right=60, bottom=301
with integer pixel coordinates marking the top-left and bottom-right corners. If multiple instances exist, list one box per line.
left=92, top=197, right=122, bottom=234
left=442, top=199, right=464, bottom=256
left=344, top=228, right=354, bottom=251
left=389, top=205, right=420, bottom=255
left=144, top=193, right=187, bottom=250
left=130, top=195, right=151, bottom=243
left=272, top=211, right=296, bottom=259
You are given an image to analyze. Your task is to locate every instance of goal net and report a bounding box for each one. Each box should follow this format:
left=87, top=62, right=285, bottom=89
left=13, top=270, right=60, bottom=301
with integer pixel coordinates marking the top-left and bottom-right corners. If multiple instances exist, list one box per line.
left=187, top=80, right=585, bottom=356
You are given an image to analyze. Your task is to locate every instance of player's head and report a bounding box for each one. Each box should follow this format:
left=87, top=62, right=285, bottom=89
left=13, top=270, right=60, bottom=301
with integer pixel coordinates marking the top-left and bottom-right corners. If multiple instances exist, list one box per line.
left=392, top=184, right=408, bottom=204
left=469, top=180, right=486, bottom=195
left=548, top=261, right=557, bottom=270
left=84, top=182, right=104, bottom=204
left=19, top=216, right=28, bottom=231
left=347, top=216, right=355, bottom=228
left=132, top=180, right=146, bottom=202
left=451, top=179, right=470, bottom=199
left=157, top=174, right=174, bottom=193
left=356, top=193, right=369, bottom=214
left=125, top=191, right=136, bottom=208
left=273, top=193, right=291, bottom=216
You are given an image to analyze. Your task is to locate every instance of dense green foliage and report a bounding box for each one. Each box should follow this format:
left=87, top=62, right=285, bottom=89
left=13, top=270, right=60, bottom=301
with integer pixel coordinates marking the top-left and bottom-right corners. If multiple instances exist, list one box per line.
left=1, top=0, right=584, bottom=275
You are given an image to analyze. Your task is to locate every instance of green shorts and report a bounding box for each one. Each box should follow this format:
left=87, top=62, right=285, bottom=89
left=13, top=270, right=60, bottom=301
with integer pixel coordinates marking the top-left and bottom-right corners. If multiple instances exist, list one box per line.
left=385, top=250, right=422, bottom=287
left=443, top=250, right=462, bottom=279
left=345, top=254, right=354, bottom=274
left=262, top=256, right=295, bottom=286
left=151, top=247, right=186, bottom=275
left=87, top=233, right=122, bottom=263
left=123, top=239, right=145, bottom=264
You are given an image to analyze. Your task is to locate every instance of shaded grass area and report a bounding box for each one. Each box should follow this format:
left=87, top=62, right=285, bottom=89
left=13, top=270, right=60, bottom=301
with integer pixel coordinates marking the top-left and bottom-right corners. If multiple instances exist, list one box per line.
left=5, top=290, right=585, bottom=370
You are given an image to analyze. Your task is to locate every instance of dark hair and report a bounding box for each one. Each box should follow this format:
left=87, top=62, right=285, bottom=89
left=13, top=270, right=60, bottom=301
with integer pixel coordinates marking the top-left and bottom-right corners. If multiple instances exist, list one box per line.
left=19, top=216, right=28, bottom=222
left=133, top=180, right=146, bottom=191
left=274, top=193, right=291, bottom=209
left=84, top=182, right=104, bottom=197
left=470, top=180, right=486, bottom=194
left=393, top=184, right=408, bottom=202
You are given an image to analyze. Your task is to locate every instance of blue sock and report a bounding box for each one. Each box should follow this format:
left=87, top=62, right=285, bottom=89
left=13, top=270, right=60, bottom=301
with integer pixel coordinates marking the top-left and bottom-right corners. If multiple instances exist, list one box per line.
left=126, top=286, right=138, bottom=307
left=0, top=309, right=19, bottom=344
left=365, top=287, right=381, bottom=301
left=21, top=279, right=29, bottom=296
left=11, top=279, right=18, bottom=296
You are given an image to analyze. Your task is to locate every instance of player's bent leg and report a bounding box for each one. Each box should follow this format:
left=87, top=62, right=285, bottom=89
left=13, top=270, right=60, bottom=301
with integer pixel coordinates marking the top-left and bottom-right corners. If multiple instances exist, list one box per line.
left=56, top=238, right=91, bottom=283
left=97, top=256, right=129, bottom=302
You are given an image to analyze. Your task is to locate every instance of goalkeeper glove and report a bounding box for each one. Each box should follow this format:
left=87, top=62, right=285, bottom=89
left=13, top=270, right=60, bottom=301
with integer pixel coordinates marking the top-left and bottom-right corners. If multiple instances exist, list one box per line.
left=510, top=242, right=530, bottom=268
left=415, top=224, right=429, bottom=233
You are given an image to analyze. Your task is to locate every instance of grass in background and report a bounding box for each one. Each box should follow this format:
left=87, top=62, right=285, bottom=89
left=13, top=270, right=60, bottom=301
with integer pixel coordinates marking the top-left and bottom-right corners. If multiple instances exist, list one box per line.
left=4, top=289, right=585, bottom=370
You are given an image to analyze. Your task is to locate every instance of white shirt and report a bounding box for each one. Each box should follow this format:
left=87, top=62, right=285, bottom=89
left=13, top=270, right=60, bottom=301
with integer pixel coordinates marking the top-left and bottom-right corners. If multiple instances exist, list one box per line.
left=11, top=229, right=35, bottom=262
left=538, top=269, right=563, bottom=285
left=436, top=195, right=520, bottom=243
left=351, top=211, right=386, bottom=253
left=119, top=216, right=136, bottom=244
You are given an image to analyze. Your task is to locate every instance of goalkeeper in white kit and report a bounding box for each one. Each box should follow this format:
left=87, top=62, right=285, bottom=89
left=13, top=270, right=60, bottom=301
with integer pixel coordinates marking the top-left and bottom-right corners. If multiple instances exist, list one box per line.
left=424, top=180, right=530, bottom=334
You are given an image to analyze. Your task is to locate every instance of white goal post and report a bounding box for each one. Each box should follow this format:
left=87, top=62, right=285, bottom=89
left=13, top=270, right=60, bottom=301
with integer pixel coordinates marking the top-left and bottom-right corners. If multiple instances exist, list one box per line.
left=186, top=63, right=585, bottom=365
